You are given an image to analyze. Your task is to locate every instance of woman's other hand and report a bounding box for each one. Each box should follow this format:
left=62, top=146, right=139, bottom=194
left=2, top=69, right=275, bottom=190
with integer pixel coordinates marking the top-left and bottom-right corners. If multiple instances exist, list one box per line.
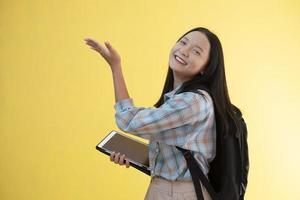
left=110, top=151, right=130, bottom=168
left=84, top=38, right=121, bottom=72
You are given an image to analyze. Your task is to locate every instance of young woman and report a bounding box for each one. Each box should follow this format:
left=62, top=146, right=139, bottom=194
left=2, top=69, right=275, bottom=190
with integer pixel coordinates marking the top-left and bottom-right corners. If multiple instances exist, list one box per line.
left=84, top=27, right=243, bottom=200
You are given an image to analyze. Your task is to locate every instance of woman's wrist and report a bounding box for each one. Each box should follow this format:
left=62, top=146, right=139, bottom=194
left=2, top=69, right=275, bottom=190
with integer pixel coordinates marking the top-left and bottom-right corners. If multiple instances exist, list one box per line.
left=110, top=63, right=122, bottom=73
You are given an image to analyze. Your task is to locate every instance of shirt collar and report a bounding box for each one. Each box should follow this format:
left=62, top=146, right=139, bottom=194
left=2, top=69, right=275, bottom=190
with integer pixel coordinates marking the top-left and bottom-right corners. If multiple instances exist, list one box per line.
left=164, top=83, right=183, bottom=100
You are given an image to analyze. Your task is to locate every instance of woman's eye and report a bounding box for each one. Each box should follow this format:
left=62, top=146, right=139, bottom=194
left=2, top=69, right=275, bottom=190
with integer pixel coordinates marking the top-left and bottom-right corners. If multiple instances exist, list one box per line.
left=193, top=50, right=200, bottom=55
left=179, top=40, right=186, bottom=45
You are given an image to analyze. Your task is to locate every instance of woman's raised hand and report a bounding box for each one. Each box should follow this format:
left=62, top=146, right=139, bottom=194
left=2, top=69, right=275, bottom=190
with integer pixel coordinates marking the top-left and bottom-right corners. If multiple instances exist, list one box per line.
left=110, top=151, right=130, bottom=168
left=84, top=38, right=121, bottom=72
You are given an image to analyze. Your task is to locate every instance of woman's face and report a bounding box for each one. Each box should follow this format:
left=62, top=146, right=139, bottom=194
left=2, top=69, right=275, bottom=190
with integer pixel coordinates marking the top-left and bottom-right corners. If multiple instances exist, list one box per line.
left=169, top=31, right=211, bottom=80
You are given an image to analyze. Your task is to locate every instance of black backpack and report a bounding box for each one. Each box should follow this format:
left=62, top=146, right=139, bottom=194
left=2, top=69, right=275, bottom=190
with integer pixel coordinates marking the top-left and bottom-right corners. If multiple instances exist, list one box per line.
left=175, top=87, right=249, bottom=200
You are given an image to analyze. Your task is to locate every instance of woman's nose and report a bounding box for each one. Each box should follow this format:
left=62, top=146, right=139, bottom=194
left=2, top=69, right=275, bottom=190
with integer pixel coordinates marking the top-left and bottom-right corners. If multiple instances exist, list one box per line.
left=179, top=46, right=189, bottom=57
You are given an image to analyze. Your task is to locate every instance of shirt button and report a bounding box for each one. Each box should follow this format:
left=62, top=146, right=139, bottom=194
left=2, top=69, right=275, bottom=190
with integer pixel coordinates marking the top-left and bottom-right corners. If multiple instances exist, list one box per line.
left=155, top=148, right=159, bottom=153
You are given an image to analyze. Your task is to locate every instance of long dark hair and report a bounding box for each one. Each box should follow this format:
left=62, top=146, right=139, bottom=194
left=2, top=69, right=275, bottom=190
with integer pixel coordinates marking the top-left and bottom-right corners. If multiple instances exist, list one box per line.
left=154, top=27, right=244, bottom=137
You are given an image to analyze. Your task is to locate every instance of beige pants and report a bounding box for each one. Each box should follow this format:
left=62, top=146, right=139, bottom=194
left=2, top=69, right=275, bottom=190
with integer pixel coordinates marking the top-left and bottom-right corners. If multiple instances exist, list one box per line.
left=144, top=176, right=212, bottom=200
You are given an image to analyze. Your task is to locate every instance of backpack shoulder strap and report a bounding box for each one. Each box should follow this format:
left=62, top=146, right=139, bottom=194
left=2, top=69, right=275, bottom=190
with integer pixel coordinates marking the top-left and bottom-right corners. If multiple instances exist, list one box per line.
left=176, top=146, right=219, bottom=200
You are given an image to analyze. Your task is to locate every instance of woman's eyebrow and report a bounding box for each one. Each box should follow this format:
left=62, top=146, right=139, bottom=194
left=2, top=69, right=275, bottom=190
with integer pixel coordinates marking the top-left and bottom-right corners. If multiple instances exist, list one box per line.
left=183, top=36, right=204, bottom=52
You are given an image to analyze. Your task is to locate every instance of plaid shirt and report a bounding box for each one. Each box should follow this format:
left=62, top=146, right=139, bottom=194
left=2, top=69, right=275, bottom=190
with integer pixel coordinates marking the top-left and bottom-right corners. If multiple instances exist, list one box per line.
left=113, top=83, right=216, bottom=181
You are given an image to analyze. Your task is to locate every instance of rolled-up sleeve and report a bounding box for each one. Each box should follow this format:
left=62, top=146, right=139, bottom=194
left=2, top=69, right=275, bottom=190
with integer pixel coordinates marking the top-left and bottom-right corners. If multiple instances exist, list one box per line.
left=113, top=92, right=208, bottom=140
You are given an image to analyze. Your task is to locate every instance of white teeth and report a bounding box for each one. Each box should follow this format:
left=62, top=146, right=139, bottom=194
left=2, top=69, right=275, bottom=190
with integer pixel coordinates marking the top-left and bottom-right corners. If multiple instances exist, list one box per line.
left=175, top=56, right=186, bottom=65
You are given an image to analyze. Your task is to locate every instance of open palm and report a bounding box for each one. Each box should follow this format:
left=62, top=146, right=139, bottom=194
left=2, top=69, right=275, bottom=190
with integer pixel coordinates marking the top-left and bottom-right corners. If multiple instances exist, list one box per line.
left=84, top=38, right=121, bottom=69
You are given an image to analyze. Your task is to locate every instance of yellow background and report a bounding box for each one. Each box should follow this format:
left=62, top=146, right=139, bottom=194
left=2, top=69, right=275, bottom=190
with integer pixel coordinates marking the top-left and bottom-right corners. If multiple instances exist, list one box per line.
left=1, top=0, right=300, bottom=199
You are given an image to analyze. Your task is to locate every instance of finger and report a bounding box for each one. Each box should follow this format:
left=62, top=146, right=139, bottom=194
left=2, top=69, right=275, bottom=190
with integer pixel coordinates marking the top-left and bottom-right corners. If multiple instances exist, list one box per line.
left=85, top=40, right=110, bottom=58
left=84, top=38, right=91, bottom=43
left=104, top=41, right=112, bottom=50
left=90, top=46, right=101, bottom=53
left=110, top=151, right=115, bottom=161
left=85, top=39, right=98, bottom=47
left=86, top=40, right=101, bottom=50
left=90, top=46, right=106, bottom=57
left=84, top=38, right=97, bottom=43
left=114, top=152, right=121, bottom=164
left=119, top=154, right=125, bottom=165
left=104, top=41, right=116, bottom=53
left=84, top=39, right=108, bottom=54
left=84, top=38, right=98, bottom=45
left=125, top=158, right=130, bottom=168
left=97, top=43, right=109, bottom=54
left=85, top=39, right=102, bottom=50
left=93, top=43, right=109, bottom=56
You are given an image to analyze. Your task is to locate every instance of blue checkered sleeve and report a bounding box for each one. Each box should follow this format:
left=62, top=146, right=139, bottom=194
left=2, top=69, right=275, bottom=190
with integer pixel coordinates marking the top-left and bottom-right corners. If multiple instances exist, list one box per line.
left=114, top=92, right=208, bottom=141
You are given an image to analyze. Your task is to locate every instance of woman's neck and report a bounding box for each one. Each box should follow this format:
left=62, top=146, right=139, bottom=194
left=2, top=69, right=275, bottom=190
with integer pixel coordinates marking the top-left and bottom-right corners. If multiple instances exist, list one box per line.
left=173, top=72, right=189, bottom=89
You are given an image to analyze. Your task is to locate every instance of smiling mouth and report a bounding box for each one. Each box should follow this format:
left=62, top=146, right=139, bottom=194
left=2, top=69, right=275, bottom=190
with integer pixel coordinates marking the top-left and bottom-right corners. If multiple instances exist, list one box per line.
left=174, top=55, right=187, bottom=65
